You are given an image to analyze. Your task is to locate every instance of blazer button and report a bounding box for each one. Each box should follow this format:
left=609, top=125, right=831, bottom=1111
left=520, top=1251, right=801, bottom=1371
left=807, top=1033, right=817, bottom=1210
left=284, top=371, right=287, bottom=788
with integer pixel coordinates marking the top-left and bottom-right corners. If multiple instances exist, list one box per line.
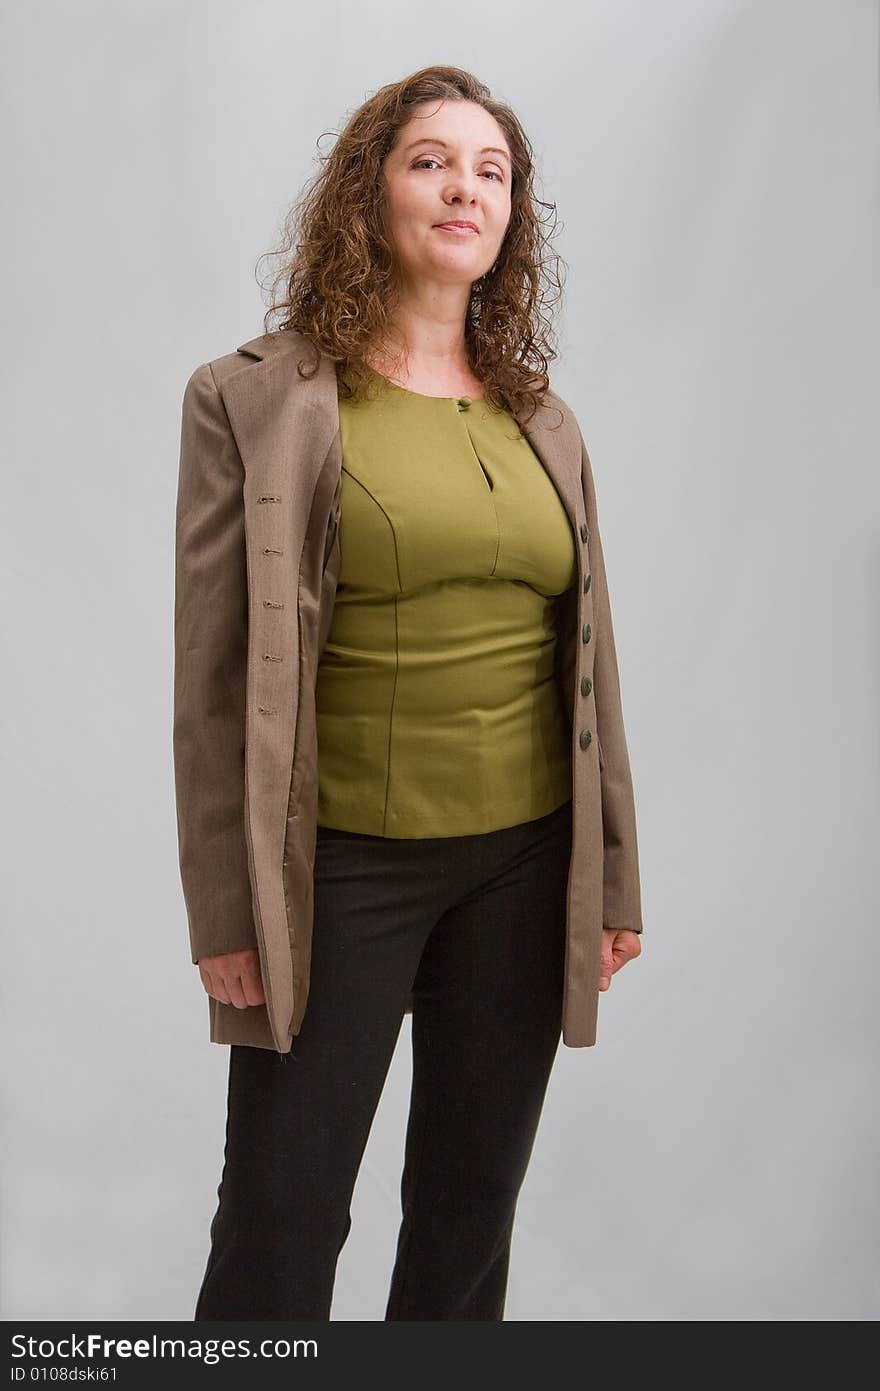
left=581, top=676, right=592, bottom=697
left=583, top=573, right=591, bottom=593
left=582, top=622, right=592, bottom=644
left=580, top=522, right=589, bottom=542
left=579, top=729, right=592, bottom=750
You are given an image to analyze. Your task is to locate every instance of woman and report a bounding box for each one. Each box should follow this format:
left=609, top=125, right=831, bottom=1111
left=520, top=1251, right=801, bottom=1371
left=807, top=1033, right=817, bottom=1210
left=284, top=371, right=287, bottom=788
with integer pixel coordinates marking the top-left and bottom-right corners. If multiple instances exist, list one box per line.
left=174, top=65, right=644, bottom=1321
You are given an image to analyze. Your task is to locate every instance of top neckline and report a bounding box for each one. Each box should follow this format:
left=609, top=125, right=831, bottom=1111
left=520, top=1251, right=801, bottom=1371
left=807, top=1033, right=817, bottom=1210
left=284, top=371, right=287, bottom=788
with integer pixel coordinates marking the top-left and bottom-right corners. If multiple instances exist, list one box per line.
left=360, top=361, right=486, bottom=405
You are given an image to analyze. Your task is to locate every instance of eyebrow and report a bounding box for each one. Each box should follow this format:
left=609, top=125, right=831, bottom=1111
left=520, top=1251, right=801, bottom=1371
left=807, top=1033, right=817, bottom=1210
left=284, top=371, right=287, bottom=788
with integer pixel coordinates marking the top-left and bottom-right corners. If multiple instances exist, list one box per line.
left=403, top=137, right=511, bottom=165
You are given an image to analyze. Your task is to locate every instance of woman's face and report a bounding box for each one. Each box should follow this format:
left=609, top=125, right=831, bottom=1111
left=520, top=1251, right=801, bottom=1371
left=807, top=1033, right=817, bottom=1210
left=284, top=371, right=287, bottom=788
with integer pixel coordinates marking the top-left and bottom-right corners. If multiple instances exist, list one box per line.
left=381, top=99, right=513, bottom=294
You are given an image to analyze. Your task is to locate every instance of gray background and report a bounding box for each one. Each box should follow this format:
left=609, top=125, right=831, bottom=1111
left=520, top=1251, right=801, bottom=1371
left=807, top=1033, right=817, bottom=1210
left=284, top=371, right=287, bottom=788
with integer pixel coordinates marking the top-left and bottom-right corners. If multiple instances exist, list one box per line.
left=2, top=0, right=878, bottom=1320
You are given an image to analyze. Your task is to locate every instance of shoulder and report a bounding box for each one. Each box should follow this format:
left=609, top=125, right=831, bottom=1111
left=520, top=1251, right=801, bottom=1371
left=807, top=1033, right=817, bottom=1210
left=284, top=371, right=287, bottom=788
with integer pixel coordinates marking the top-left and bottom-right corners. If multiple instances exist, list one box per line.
left=540, top=379, right=582, bottom=430
left=525, top=379, right=586, bottom=462
left=185, top=329, right=312, bottom=395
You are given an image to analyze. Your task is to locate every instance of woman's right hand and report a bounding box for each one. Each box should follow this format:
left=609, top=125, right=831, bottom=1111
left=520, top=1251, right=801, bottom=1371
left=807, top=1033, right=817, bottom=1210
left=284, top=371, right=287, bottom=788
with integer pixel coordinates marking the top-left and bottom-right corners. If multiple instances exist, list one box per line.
left=197, top=949, right=266, bottom=1009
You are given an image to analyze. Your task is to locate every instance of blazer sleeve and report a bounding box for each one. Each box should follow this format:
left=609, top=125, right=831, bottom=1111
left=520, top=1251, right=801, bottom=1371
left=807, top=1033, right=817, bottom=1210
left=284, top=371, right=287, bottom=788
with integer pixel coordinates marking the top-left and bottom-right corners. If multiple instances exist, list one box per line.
left=580, top=433, right=644, bottom=935
left=173, top=361, right=258, bottom=964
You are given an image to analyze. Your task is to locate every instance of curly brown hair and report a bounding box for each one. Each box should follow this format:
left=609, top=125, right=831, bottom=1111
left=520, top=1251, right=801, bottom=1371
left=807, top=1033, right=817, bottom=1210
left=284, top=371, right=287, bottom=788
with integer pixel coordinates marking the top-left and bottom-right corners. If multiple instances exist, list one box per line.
left=256, top=65, right=567, bottom=424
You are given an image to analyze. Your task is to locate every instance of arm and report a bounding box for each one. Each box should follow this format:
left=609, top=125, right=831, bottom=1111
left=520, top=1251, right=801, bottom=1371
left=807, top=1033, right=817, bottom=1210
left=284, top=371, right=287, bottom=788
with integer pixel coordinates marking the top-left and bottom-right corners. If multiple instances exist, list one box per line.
left=173, top=361, right=258, bottom=964
left=580, top=434, right=644, bottom=937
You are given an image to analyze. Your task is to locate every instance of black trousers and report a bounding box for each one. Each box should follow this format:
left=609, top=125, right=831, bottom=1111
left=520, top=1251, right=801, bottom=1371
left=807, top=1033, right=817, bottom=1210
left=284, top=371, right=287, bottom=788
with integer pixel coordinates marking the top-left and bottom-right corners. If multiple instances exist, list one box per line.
left=193, top=796, right=573, bottom=1321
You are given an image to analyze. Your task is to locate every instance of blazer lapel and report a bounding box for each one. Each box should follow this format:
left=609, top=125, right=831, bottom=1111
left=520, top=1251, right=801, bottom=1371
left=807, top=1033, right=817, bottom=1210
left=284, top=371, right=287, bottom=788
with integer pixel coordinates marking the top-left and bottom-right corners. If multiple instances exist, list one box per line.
left=514, top=392, right=586, bottom=728
left=221, top=334, right=340, bottom=825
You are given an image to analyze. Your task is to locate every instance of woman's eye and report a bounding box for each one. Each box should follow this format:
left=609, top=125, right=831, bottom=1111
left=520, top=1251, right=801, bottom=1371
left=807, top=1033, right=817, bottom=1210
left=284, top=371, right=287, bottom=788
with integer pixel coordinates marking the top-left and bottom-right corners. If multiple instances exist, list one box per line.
left=413, top=159, right=502, bottom=181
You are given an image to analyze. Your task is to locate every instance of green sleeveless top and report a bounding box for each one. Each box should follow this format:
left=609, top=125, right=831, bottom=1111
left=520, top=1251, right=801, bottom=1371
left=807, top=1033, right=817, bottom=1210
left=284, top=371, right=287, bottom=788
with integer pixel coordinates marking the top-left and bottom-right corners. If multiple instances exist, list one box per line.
left=315, top=363, right=576, bottom=837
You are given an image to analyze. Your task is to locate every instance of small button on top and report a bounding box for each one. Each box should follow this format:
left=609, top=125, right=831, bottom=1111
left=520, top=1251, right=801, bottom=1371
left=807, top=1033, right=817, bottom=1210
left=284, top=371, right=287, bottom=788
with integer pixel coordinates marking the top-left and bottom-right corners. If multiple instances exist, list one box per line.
left=579, top=729, right=592, bottom=750
left=457, top=396, right=472, bottom=410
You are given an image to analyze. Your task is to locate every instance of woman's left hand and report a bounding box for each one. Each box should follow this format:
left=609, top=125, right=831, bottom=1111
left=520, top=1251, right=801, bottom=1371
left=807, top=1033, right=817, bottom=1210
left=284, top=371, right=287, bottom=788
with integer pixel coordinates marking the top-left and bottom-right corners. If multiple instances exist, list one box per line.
left=599, top=929, right=642, bottom=991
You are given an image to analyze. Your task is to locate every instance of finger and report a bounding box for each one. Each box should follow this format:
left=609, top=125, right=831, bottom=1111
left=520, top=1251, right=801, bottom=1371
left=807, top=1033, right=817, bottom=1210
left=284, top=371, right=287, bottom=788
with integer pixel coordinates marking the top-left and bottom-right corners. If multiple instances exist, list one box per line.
left=199, top=964, right=233, bottom=1006
left=208, top=980, right=233, bottom=1006
left=612, top=932, right=641, bottom=967
left=240, top=964, right=266, bottom=1007
left=599, top=934, right=614, bottom=991
left=223, top=971, right=249, bottom=1009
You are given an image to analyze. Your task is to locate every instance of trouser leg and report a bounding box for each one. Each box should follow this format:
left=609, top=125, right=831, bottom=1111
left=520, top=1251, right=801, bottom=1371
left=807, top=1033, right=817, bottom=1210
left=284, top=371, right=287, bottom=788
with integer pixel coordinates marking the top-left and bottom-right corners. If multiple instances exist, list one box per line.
left=385, top=800, right=572, bottom=1320
left=194, top=826, right=435, bottom=1321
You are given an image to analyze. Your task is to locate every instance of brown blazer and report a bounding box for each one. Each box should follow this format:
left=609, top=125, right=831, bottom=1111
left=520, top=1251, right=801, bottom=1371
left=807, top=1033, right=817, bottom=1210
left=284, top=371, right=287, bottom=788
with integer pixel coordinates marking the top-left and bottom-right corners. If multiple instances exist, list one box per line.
left=173, top=328, right=643, bottom=1053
